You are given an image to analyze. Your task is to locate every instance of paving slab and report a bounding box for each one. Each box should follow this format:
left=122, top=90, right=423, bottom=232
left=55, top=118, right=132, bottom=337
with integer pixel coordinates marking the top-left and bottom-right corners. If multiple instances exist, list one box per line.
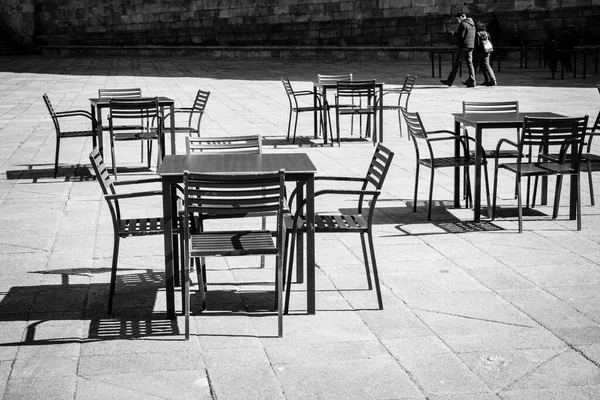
left=0, top=54, right=599, bottom=399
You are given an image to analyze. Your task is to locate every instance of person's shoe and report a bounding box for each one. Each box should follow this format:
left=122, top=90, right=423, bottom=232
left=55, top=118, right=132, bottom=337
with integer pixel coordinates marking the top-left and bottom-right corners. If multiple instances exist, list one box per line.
left=484, top=81, right=497, bottom=86
left=462, top=80, right=475, bottom=88
left=440, top=79, right=452, bottom=87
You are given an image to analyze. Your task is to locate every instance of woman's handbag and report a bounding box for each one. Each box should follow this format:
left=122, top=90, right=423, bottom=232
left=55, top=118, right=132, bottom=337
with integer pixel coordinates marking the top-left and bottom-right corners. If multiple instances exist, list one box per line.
left=481, top=36, right=494, bottom=52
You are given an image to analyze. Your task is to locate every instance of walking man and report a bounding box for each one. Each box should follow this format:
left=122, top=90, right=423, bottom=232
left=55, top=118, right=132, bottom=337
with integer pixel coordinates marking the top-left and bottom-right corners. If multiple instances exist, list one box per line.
left=441, top=12, right=476, bottom=87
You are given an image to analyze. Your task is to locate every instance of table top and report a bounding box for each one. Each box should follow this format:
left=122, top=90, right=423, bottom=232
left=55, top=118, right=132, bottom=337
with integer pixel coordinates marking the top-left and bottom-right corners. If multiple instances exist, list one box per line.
left=453, top=111, right=566, bottom=125
left=314, top=81, right=384, bottom=89
left=158, top=153, right=317, bottom=179
left=89, top=96, right=174, bottom=106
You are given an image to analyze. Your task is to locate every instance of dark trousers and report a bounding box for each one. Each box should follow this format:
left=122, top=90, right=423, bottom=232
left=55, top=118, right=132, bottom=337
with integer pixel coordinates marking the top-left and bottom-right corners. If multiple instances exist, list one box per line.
left=446, top=47, right=476, bottom=84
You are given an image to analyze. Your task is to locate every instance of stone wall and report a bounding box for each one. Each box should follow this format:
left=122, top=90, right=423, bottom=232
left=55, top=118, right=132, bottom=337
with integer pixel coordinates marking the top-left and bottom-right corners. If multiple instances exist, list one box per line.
left=1, top=0, right=599, bottom=51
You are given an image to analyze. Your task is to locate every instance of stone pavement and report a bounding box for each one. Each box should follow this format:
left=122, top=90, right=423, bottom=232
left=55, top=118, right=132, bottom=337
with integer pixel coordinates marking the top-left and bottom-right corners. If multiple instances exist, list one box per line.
left=0, top=54, right=599, bottom=399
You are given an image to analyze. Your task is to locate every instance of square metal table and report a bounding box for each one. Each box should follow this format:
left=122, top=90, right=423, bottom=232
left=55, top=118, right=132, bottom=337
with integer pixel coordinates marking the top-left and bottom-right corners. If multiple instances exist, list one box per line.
left=89, top=96, right=176, bottom=158
left=452, top=111, right=568, bottom=221
left=157, top=153, right=318, bottom=319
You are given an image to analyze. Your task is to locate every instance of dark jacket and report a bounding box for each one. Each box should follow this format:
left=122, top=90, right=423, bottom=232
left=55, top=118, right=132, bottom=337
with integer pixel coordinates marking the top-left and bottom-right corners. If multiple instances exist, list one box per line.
left=474, top=22, right=491, bottom=55
left=455, top=17, right=475, bottom=49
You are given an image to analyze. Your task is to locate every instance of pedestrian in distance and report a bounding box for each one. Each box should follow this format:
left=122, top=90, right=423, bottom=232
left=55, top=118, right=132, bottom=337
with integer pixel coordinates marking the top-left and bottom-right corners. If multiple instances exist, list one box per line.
left=440, top=12, right=476, bottom=88
left=474, top=21, right=497, bottom=86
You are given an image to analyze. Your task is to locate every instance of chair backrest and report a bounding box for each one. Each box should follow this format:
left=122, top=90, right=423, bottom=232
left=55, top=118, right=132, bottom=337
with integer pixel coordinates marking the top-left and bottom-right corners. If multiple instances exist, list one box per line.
left=191, top=90, right=210, bottom=112
left=281, top=77, right=295, bottom=99
left=99, top=88, right=142, bottom=99
left=108, top=97, right=161, bottom=129
left=401, top=109, right=427, bottom=139
left=318, top=73, right=353, bottom=85
left=186, top=134, right=262, bottom=154
left=364, top=144, right=394, bottom=189
left=462, top=101, right=519, bottom=114
left=42, top=93, right=61, bottom=134
left=520, top=116, right=588, bottom=164
left=336, top=80, right=376, bottom=102
left=182, top=170, right=285, bottom=226
left=89, top=148, right=120, bottom=222
left=401, top=74, right=418, bottom=94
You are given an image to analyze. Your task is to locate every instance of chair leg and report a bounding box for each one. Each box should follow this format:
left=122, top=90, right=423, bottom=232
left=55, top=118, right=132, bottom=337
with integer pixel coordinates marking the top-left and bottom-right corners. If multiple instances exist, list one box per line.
left=492, top=164, right=500, bottom=220
left=359, top=233, right=373, bottom=290
left=587, top=165, right=595, bottom=206
left=276, top=253, right=283, bottom=338
left=428, top=168, right=435, bottom=220
left=553, top=175, right=563, bottom=219
left=260, top=216, right=266, bottom=268
left=110, top=135, right=118, bottom=180
left=484, top=164, right=492, bottom=216
left=517, top=176, right=523, bottom=233
left=577, top=173, right=582, bottom=231
left=413, top=163, right=420, bottom=213
left=286, top=110, right=293, bottom=142
left=367, top=231, right=383, bottom=310
left=54, top=137, right=61, bottom=179
left=108, top=234, right=120, bottom=314
left=292, top=111, right=299, bottom=144
left=284, top=229, right=297, bottom=314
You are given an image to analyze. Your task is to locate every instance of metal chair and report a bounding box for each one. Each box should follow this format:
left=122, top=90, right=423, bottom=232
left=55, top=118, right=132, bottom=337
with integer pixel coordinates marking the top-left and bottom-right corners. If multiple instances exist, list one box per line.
left=377, top=74, right=417, bottom=138
left=98, top=88, right=147, bottom=165
left=283, top=144, right=394, bottom=313
left=107, top=97, right=162, bottom=180
left=334, top=80, right=377, bottom=145
left=317, top=73, right=356, bottom=137
left=180, top=170, right=286, bottom=339
left=281, top=78, right=328, bottom=144
left=462, top=101, right=521, bottom=159
left=402, top=109, right=491, bottom=220
left=160, top=90, right=210, bottom=152
left=185, top=134, right=268, bottom=271
left=492, top=116, right=588, bottom=232
left=43, top=93, right=96, bottom=178
left=89, top=147, right=182, bottom=314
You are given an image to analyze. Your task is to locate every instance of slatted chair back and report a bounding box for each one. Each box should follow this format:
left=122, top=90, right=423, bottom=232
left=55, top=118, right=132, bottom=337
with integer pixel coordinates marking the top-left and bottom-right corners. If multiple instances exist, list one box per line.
left=336, top=80, right=376, bottom=105
left=183, top=170, right=285, bottom=222
left=108, top=97, right=161, bottom=130
left=359, top=144, right=395, bottom=214
left=519, top=116, right=588, bottom=164
left=89, top=147, right=120, bottom=223
left=190, top=90, right=210, bottom=122
left=185, top=134, right=262, bottom=155
left=462, top=101, right=519, bottom=114
left=281, top=78, right=298, bottom=108
left=318, top=73, right=353, bottom=85
left=43, top=93, right=61, bottom=134
left=99, top=88, right=142, bottom=99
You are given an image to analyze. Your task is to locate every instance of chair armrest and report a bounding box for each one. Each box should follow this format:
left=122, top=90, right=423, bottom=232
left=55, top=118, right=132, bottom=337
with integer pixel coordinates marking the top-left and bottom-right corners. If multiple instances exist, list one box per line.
left=290, top=189, right=381, bottom=220
left=55, top=109, right=94, bottom=119
left=105, top=190, right=162, bottom=200
left=315, top=176, right=365, bottom=183
left=113, top=177, right=162, bottom=186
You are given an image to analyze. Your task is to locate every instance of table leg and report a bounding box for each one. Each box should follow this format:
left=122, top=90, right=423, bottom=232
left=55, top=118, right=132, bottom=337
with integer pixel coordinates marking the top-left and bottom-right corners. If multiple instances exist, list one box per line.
left=162, top=180, right=176, bottom=319
left=377, top=85, right=383, bottom=144
left=313, top=85, right=319, bottom=140
left=92, top=104, right=103, bottom=156
left=306, top=174, right=315, bottom=315
left=323, top=87, right=329, bottom=145
left=169, top=104, right=175, bottom=156
left=474, top=126, right=483, bottom=221
left=454, top=120, right=461, bottom=208
left=295, top=181, right=304, bottom=284
left=431, top=51, right=435, bottom=77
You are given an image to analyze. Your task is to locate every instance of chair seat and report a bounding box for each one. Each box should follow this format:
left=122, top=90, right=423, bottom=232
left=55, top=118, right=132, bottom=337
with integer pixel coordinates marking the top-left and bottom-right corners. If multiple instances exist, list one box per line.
left=190, top=230, right=277, bottom=257
left=419, top=156, right=479, bottom=169
left=499, top=162, right=576, bottom=175
left=470, top=149, right=523, bottom=158
left=114, top=131, right=159, bottom=141
left=60, top=130, right=95, bottom=138
left=284, top=213, right=368, bottom=232
left=118, top=217, right=165, bottom=236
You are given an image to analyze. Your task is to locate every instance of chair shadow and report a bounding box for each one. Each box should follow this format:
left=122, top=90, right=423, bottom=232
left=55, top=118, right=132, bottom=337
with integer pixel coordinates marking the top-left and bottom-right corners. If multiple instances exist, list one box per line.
left=5, top=163, right=155, bottom=183
left=5, top=164, right=94, bottom=182
left=0, top=269, right=181, bottom=346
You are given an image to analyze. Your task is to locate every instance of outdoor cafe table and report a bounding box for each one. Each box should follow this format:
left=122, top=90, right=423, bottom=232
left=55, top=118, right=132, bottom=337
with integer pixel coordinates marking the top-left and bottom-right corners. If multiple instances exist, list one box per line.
left=452, top=111, right=568, bottom=221
left=157, top=152, right=318, bottom=319
left=313, top=81, right=384, bottom=144
left=89, top=96, right=177, bottom=159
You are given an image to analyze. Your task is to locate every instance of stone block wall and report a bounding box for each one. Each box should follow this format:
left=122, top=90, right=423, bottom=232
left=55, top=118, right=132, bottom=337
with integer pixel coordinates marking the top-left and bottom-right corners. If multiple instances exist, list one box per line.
left=1, top=0, right=599, bottom=51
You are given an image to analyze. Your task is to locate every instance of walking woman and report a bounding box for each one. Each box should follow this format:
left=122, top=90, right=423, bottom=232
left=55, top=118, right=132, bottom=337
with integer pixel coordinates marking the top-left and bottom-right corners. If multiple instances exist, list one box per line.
left=474, top=21, right=497, bottom=86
